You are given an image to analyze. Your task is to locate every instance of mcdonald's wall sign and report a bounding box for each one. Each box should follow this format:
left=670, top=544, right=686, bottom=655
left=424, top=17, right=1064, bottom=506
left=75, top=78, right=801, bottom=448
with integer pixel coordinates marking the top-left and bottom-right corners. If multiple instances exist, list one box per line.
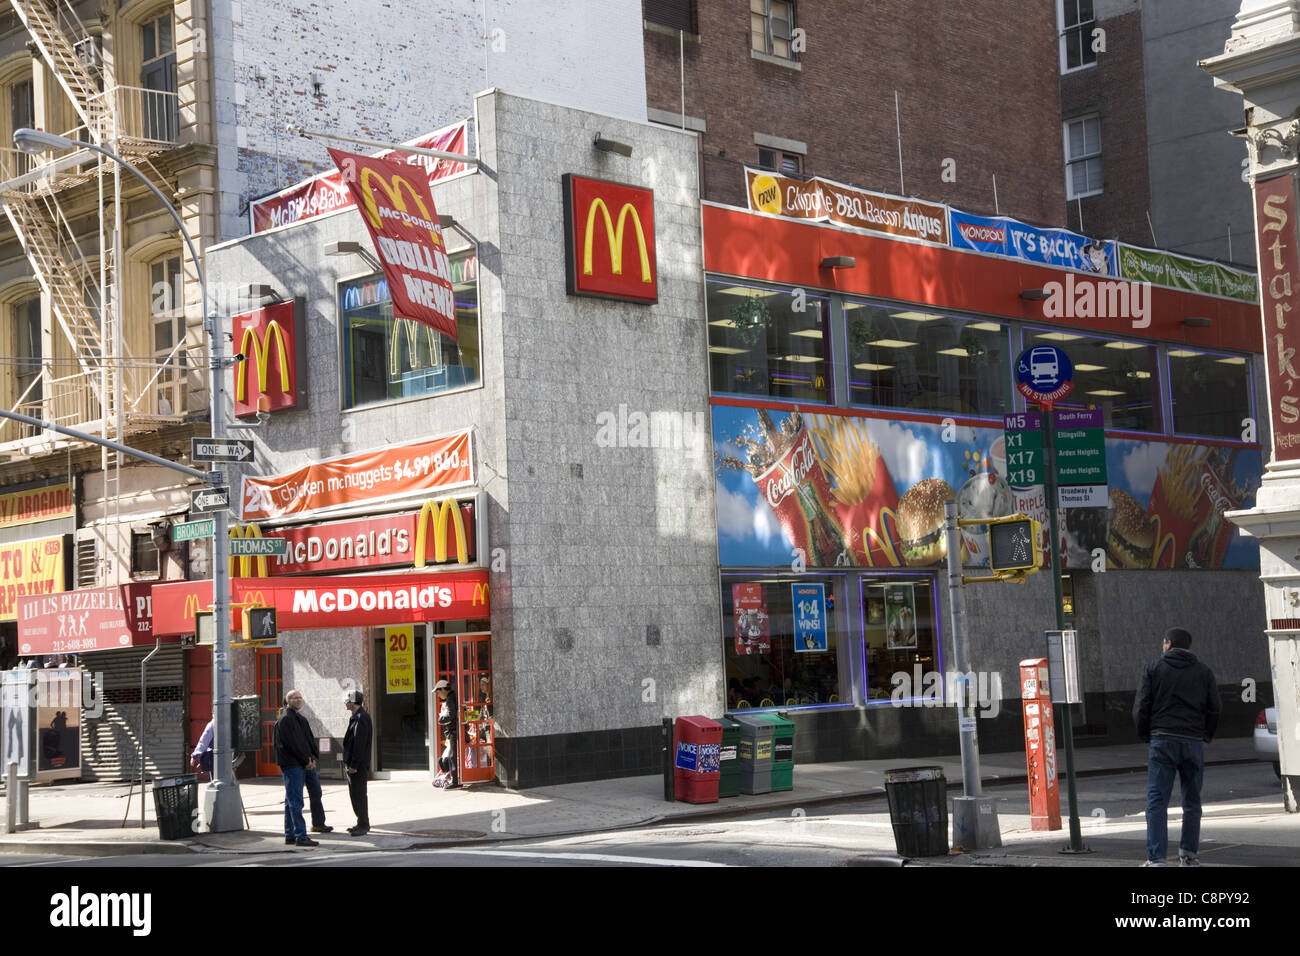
left=232, top=298, right=305, bottom=418
left=563, top=174, right=657, bottom=304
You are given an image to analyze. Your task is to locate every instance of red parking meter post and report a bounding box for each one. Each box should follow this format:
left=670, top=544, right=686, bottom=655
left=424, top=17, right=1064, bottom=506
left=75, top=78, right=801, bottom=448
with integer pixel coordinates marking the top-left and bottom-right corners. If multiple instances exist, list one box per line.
left=1019, top=658, right=1062, bottom=831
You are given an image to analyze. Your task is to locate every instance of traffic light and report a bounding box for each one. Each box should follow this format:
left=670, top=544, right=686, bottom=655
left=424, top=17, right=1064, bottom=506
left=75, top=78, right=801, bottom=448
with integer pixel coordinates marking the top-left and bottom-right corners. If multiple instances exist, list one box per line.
left=243, top=606, right=277, bottom=644
left=987, top=514, right=1042, bottom=575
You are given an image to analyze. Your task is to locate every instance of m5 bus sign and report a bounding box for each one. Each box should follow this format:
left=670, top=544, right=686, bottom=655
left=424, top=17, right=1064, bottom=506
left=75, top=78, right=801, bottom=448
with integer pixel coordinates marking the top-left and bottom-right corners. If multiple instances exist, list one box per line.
left=1015, top=345, right=1073, bottom=405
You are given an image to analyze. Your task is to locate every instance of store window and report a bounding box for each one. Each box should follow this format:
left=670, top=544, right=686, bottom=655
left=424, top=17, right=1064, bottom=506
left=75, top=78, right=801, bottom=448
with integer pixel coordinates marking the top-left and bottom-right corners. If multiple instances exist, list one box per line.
left=721, top=574, right=843, bottom=709
left=1025, top=329, right=1160, bottom=432
left=707, top=278, right=831, bottom=403
left=1064, top=115, right=1102, bottom=199
left=1059, top=0, right=1097, bottom=72
left=863, top=576, right=940, bottom=701
left=1168, top=348, right=1252, bottom=440
left=751, top=0, right=795, bottom=59
left=340, top=252, right=480, bottom=409
left=846, top=302, right=1009, bottom=417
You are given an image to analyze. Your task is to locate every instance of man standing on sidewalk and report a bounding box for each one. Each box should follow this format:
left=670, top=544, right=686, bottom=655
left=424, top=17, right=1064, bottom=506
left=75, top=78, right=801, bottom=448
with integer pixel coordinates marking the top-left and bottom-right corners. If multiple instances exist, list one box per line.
left=275, top=690, right=319, bottom=848
left=343, top=690, right=373, bottom=836
left=1133, top=627, right=1220, bottom=867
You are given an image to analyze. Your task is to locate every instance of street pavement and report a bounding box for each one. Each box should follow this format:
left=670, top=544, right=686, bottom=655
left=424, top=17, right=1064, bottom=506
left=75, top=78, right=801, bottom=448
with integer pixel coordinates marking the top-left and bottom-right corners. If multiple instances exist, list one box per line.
left=0, top=736, right=1288, bottom=865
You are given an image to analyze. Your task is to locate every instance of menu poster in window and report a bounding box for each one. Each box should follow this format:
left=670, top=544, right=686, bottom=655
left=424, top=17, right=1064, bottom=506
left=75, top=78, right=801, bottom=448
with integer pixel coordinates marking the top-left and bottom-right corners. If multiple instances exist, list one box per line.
left=385, top=625, right=416, bottom=695
left=885, top=585, right=917, bottom=650
left=732, top=583, right=770, bottom=655
left=792, top=583, right=827, bottom=652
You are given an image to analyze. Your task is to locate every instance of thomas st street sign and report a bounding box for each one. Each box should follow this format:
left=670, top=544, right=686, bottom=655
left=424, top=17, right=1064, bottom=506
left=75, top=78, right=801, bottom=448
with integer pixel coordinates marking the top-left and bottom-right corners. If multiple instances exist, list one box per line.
left=228, top=537, right=288, bottom=557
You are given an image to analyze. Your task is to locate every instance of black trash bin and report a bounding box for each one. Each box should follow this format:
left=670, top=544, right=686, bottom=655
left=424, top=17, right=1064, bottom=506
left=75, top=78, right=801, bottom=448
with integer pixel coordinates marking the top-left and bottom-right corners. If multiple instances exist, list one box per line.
left=884, top=766, right=948, bottom=857
left=153, top=774, right=199, bottom=840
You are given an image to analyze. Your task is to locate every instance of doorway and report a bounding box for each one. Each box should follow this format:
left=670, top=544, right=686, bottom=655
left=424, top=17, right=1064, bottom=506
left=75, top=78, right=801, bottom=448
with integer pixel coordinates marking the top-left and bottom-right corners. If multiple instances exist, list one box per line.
left=254, top=647, right=282, bottom=775
left=429, top=632, right=494, bottom=783
left=370, top=628, right=428, bottom=771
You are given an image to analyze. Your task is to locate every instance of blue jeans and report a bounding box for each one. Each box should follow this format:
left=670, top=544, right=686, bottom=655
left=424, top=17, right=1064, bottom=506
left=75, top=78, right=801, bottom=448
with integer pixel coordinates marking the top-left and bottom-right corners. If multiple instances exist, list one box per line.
left=305, top=767, right=326, bottom=828
left=282, top=765, right=307, bottom=840
left=1145, top=736, right=1204, bottom=862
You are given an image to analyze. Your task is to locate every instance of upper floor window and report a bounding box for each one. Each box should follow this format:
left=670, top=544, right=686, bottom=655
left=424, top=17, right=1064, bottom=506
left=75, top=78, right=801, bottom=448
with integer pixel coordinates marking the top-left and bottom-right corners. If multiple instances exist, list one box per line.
left=10, top=77, right=31, bottom=176
left=1059, top=0, right=1097, bottom=72
left=707, top=278, right=830, bottom=404
left=645, top=0, right=698, bottom=33
left=149, top=253, right=185, bottom=416
left=758, top=148, right=801, bottom=176
left=13, top=296, right=42, bottom=410
left=141, top=10, right=178, bottom=143
left=1064, top=115, right=1102, bottom=199
left=751, top=0, right=795, bottom=59
left=340, top=252, right=481, bottom=409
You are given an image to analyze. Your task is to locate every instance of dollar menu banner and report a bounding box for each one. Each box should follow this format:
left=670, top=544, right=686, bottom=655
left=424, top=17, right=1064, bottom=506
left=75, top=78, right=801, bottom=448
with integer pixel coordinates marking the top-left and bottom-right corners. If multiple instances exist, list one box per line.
left=712, top=405, right=1261, bottom=571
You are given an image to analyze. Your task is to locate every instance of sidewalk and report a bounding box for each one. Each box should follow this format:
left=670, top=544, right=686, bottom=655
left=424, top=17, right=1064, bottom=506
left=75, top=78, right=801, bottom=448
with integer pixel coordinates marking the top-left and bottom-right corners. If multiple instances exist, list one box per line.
left=0, top=738, right=1260, bottom=858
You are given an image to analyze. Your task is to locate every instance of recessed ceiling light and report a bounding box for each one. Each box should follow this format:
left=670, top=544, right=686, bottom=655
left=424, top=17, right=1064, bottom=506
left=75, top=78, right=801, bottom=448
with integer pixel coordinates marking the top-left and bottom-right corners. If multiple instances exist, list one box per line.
left=1216, top=356, right=1247, bottom=365
left=1104, top=341, right=1144, bottom=350
left=936, top=347, right=970, bottom=357
left=780, top=354, right=822, bottom=363
left=866, top=339, right=918, bottom=349
left=890, top=311, right=945, bottom=322
left=1035, top=331, right=1083, bottom=341
left=967, top=322, right=1003, bottom=332
left=1130, top=370, right=1151, bottom=379
left=854, top=362, right=893, bottom=371
left=1086, top=389, right=1124, bottom=397
left=1074, top=364, right=1107, bottom=372
left=708, top=346, right=749, bottom=355
left=790, top=329, right=824, bottom=338
left=709, top=319, right=738, bottom=328
left=712, top=286, right=779, bottom=298
left=1167, top=349, right=1200, bottom=358
left=843, top=301, right=869, bottom=310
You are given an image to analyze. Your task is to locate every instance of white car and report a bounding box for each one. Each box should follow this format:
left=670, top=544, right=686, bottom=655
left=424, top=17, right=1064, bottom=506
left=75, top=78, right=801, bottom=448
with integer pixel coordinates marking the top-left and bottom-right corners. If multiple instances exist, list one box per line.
left=1255, top=707, right=1279, bottom=777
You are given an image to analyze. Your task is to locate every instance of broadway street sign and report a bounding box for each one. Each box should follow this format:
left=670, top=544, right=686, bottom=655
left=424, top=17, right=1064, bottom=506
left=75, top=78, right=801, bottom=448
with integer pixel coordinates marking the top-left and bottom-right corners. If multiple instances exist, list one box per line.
left=192, top=438, right=255, bottom=463
left=172, top=518, right=215, bottom=543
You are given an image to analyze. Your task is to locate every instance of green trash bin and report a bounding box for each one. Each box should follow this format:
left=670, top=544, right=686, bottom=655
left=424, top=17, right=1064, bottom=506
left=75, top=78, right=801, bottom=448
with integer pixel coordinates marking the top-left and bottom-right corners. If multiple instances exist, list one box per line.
left=153, top=774, right=199, bottom=840
left=717, top=716, right=741, bottom=798
left=884, top=766, right=949, bottom=857
left=758, top=712, right=795, bottom=791
left=733, top=714, right=774, bottom=794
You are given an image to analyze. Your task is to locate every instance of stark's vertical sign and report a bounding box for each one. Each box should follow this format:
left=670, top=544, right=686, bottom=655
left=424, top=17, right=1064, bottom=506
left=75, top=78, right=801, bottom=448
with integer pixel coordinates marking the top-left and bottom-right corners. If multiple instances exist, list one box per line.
left=1256, top=172, right=1300, bottom=461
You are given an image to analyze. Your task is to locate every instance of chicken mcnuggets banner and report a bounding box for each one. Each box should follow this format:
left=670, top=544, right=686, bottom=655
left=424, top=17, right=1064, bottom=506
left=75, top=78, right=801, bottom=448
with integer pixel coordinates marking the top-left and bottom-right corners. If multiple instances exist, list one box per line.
left=744, top=168, right=949, bottom=244
left=948, top=209, right=1117, bottom=274
left=0, top=535, right=67, bottom=622
left=0, top=482, right=73, bottom=530
left=328, top=147, right=458, bottom=341
left=240, top=430, right=474, bottom=522
left=1116, top=243, right=1258, bottom=303
left=249, top=120, right=469, bottom=234
left=151, top=571, right=489, bottom=634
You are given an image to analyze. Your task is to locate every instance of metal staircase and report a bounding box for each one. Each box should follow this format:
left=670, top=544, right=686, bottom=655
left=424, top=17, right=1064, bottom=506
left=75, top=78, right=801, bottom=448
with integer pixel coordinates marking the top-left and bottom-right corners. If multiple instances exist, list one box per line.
left=10, top=0, right=112, bottom=141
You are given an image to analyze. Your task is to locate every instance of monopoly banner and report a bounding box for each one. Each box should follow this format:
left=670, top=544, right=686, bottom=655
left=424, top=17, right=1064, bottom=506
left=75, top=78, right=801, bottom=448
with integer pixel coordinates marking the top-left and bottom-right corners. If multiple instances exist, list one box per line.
left=1116, top=243, right=1258, bottom=303
left=948, top=209, right=1116, bottom=274
left=329, top=147, right=458, bottom=340
left=713, top=405, right=1261, bottom=571
left=240, top=430, right=474, bottom=522
left=249, top=120, right=469, bottom=234
left=744, top=168, right=949, bottom=244
left=0, top=482, right=74, bottom=531
left=0, top=535, right=67, bottom=622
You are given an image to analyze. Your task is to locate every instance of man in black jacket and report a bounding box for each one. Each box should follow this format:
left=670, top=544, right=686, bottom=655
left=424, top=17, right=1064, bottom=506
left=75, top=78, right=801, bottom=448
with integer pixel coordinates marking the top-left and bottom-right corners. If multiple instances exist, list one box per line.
left=1133, top=627, right=1220, bottom=867
left=274, top=689, right=319, bottom=847
left=343, top=690, right=373, bottom=836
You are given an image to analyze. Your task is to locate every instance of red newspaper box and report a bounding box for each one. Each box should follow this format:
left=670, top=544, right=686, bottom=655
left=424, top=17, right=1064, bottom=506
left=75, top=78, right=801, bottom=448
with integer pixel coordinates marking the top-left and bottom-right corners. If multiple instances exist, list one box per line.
left=673, top=716, right=723, bottom=804
left=1019, top=658, right=1061, bottom=831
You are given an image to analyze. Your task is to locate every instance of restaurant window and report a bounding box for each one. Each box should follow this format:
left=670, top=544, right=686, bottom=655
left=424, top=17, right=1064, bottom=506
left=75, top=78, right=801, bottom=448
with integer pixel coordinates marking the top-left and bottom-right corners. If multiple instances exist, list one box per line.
left=644, top=0, right=697, bottom=33
left=340, top=252, right=480, bottom=409
left=864, top=577, right=940, bottom=702
left=1064, top=115, right=1102, bottom=199
left=1025, top=329, right=1161, bottom=432
left=1059, top=0, right=1097, bottom=72
left=707, top=278, right=830, bottom=404
left=751, top=0, right=795, bottom=59
left=846, top=302, right=1009, bottom=417
left=1168, top=348, right=1251, bottom=440
left=722, top=574, right=844, bottom=710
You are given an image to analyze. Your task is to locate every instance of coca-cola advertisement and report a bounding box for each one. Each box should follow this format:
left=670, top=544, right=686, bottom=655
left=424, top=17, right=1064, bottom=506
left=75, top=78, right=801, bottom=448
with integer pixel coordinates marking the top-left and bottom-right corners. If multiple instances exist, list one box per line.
left=713, top=404, right=1261, bottom=571
left=732, top=583, right=770, bottom=655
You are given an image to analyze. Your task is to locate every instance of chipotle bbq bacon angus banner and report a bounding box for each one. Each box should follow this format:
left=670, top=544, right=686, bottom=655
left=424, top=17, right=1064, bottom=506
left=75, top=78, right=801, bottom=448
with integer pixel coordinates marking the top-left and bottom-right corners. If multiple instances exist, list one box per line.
left=151, top=570, right=489, bottom=635
left=17, top=584, right=155, bottom=656
left=240, top=430, right=474, bottom=522
left=329, top=147, right=458, bottom=341
left=1255, top=172, right=1300, bottom=462
left=249, top=120, right=469, bottom=234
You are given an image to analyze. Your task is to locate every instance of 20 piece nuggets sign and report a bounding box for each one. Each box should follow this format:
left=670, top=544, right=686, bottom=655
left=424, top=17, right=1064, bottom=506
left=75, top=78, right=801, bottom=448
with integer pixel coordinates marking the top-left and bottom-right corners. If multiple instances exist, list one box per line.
left=563, top=174, right=657, bottom=303
left=233, top=299, right=301, bottom=417
left=329, top=148, right=459, bottom=341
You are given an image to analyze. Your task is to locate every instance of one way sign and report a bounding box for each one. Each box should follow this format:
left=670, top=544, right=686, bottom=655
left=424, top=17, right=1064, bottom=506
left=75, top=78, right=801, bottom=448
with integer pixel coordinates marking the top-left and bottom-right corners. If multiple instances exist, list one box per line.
left=191, top=486, right=231, bottom=514
left=192, top=438, right=255, bottom=463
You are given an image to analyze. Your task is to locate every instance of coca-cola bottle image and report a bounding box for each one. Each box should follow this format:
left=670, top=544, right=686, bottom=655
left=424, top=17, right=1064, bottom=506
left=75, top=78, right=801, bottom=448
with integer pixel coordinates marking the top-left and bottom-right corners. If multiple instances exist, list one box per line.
left=1185, top=449, right=1246, bottom=568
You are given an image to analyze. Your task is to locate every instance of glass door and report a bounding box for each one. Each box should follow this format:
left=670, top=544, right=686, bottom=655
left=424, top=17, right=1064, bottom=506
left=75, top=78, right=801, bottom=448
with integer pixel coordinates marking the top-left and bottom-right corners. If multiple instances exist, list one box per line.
left=255, top=647, right=282, bottom=775
left=427, top=632, right=492, bottom=781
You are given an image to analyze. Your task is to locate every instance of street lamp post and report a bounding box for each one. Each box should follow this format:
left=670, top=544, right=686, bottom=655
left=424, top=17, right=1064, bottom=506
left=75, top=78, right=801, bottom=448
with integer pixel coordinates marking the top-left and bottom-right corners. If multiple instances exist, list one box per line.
left=14, top=127, right=245, bottom=832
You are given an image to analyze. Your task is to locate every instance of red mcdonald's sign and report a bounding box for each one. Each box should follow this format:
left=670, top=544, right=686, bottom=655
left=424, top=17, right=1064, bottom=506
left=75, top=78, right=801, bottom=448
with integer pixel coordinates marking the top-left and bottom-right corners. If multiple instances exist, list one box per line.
left=563, top=174, right=657, bottom=304
left=233, top=299, right=301, bottom=417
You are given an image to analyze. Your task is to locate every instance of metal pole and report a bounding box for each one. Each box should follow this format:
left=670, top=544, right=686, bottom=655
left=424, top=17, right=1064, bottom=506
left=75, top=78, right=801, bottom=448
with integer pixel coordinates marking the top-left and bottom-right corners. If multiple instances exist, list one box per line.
left=5, top=762, right=15, bottom=834
left=139, top=639, right=161, bottom=829
left=1042, top=407, right=1086, bottom=852
left=943, top=499, right=980, bottom=797
left=291, top=127, right=478, bottom=165
left=0, top=408, right=207, bottom=480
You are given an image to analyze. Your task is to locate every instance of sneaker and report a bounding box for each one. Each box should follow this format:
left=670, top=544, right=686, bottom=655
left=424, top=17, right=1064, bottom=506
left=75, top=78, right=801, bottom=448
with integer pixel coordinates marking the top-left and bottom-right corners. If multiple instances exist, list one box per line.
left=284, top=837, right=295, bottom=845
left=294, top=837, right=319, bottom=847
left=1141, top=860, right=1165, bottom=867
left=1179, top=855, right=1201, bottom=867
left=347, top=826, right=370, bottom=837
left=311, top=825, right=334, bottom=833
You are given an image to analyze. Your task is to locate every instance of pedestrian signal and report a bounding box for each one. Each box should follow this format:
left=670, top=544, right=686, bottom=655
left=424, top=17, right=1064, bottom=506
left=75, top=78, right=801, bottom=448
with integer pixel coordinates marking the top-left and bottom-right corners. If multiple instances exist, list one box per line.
left=987, top=515, right=1042, bottom=575
left=243, top=606, right=277, bottom=644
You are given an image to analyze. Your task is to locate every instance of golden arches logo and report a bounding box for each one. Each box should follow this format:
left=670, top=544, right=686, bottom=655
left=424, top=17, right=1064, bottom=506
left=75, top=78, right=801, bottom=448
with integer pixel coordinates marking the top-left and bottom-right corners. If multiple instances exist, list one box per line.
left=182, top=594, right=201, bottom=619
left=229, top=524, right=269, bottom=578
left=242, top=590, right=268, bottom=608
left=236, top=322, right=291, bottom=402
left=583, top=199, right=651, bottom=282
left=472, top=582, right=490, bottom=606
left=359, top=168, right=442, bottom=246
left=413, top=499, right=469, bottom=567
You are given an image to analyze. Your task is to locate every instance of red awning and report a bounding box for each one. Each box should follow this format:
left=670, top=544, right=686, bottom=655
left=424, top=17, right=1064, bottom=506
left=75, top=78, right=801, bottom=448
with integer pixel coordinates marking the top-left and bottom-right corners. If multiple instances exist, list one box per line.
left=16, top=583, right=157, bottom=656
left=151, top=570, right=490, bottom=636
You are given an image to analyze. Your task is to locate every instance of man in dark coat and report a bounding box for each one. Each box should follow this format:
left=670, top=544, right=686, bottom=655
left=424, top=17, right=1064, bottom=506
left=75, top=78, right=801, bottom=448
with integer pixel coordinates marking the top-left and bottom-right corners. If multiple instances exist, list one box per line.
left=343, top=690, right=373, bottom=836
left=274, top=689, right=318, bottom=847
left=1133, top=626, right=1220, bottom=867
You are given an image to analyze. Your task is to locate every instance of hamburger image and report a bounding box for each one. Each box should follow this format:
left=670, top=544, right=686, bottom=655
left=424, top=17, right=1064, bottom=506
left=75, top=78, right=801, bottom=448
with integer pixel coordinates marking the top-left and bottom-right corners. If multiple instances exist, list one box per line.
left=897, top=478, right=956, bottom=566
left=1107, top=489, right=1154, bottom=569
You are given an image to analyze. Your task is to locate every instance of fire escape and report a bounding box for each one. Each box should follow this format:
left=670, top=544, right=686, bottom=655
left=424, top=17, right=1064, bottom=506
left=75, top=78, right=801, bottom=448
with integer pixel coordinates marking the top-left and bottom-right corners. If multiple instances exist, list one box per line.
left=0, top=0, right=185, bottom=582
